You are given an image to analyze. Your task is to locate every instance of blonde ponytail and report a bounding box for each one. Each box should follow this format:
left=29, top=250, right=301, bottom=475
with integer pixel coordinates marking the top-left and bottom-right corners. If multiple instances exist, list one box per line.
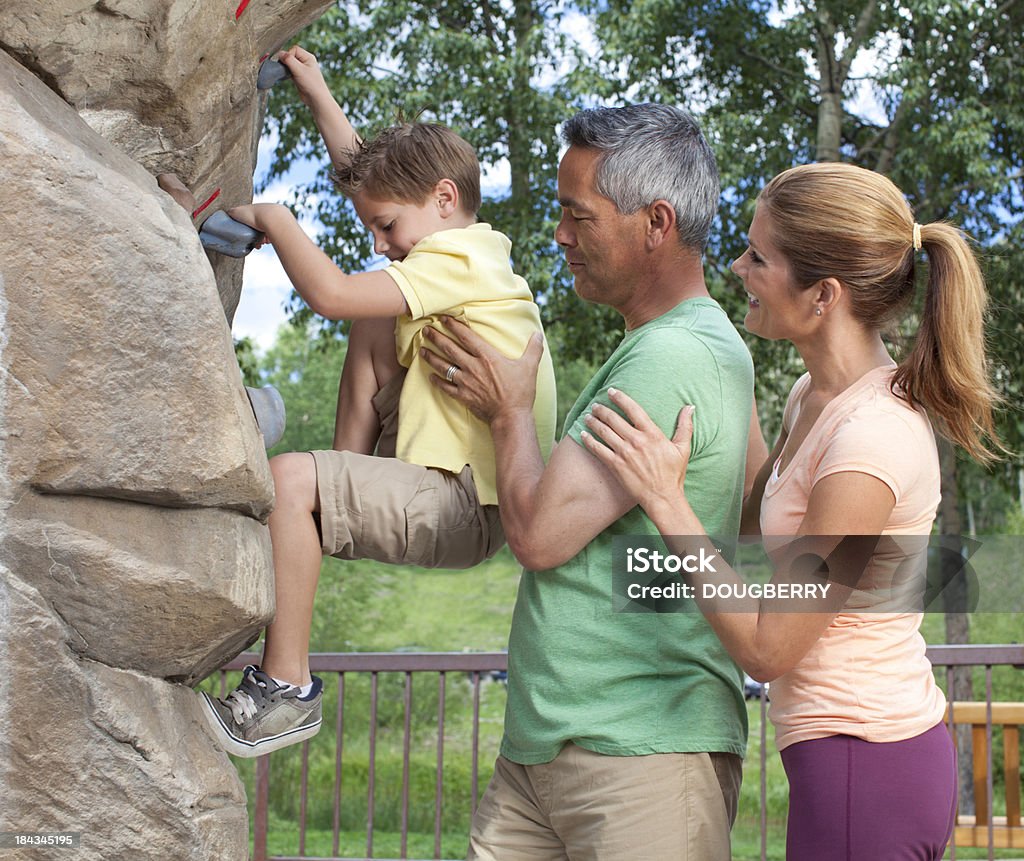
left=892, top=223, right=1004, bottom=464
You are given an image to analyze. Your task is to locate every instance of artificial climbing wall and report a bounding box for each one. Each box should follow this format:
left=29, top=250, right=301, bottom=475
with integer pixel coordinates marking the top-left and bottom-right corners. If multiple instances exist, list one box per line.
left=0, top=2, right=333, bottom=858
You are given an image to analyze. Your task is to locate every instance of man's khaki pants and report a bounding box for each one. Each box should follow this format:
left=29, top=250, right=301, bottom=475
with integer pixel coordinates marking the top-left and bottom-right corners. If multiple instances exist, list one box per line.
left=468, top=742, right=741, bottom=861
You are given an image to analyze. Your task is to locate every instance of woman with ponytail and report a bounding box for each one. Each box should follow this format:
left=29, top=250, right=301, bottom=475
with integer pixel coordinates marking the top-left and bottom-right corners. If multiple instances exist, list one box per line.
left=580, top=162, right=1003, bottom=860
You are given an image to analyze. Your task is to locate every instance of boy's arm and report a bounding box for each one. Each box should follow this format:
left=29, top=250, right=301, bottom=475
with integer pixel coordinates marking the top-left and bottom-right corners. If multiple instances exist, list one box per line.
left=229, top=203, right=407, bottom=320
left=277, top=45, right=360, bottom=171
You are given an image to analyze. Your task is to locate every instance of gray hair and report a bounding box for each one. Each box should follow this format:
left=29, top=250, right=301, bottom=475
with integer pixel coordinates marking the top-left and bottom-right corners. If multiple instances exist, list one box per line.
left=561, top=104, right=719, bottom=251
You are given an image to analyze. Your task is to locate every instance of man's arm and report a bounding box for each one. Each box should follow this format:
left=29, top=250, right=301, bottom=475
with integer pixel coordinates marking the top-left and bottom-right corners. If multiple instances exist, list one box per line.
left=744, top=403, right=770, bottom=498
left=421, top=319, right=635, bottom=571
left=278, top=46, right=361, bottom=171
left=740, top=409, right=782, bottom=537
left=488, top=410, right=636, bottom=570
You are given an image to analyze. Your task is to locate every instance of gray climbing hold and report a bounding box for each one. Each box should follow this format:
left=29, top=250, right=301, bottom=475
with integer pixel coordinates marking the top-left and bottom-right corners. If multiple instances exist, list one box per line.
left=244, top=385, right=286, bottom=449
left=199, top=211, right=264, bottom=258
left=257, top=58, right=292, bottom=90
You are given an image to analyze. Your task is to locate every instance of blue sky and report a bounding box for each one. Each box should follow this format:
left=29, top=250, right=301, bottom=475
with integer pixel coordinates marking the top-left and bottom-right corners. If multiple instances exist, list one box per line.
left=229, top=130, right=312, bottom=352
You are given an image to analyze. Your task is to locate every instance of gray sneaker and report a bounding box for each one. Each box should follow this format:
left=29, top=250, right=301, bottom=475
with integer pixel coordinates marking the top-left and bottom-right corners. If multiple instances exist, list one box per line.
left=200, top=665, right=322, bottom=757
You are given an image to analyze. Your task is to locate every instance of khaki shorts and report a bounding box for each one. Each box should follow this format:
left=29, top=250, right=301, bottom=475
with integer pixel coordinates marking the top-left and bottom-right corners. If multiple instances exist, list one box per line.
left=468, top=743, right=742, bottom=861
left=310, top=373, right=505, bottom=569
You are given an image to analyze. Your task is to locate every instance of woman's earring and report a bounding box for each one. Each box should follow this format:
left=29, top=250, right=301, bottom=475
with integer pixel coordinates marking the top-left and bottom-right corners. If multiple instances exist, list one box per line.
left=815, top=307, right=823, bottom=317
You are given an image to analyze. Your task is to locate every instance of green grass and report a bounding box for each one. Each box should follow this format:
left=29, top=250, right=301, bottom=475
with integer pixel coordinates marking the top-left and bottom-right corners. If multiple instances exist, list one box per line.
left=264, top=816, right=470, bottom=860
left=232, top=547, right=1024, bottom=860
left=349, top=550, right=523, bottom=653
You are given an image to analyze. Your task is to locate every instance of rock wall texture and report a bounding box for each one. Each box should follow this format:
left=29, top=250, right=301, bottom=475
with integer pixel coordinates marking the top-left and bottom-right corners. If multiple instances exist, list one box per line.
left=0, top=2, right=332, bottom=858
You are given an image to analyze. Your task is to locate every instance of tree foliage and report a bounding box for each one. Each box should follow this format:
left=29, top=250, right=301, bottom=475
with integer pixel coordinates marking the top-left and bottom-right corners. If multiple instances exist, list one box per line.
left=588, top=0, right=1024, bottom=506
left=262, top=0, right=1024, bottom=520
left=260, top=323, right=347, bottom=454
left=264, top=1, right=625, bottom=359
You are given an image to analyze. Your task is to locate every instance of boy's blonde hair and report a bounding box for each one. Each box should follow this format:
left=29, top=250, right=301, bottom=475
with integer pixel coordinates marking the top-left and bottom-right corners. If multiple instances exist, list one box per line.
left=334, top=122, right=481, bottom=215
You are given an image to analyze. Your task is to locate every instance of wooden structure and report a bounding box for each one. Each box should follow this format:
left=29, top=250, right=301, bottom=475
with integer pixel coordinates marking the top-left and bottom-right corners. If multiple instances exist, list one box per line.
left=948, top=701, right=1024, bottom=850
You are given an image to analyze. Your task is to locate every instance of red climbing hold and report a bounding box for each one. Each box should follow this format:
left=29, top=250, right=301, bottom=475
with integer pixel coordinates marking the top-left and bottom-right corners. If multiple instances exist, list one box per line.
left=191, top=188, right=221, bottom=219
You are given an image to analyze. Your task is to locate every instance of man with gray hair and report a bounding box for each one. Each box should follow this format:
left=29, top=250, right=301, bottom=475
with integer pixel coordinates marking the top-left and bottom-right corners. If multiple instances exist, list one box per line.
left=420, top=103, right=759, bottom=860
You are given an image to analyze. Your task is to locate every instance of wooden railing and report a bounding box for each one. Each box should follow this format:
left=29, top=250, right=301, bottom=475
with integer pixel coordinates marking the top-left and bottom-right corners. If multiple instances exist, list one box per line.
left=927, top=645, right=1024, bottom=860
left=946, top=701, right=1023, bottom=850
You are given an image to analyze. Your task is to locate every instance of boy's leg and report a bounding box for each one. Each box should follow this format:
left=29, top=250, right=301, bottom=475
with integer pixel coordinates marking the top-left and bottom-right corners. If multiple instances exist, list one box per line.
left=201, top=452, right=502, bottom=757
left=259, top=453, right=500, bottom=688
left=260, top=451, right=323, bottom=687
left=333, top=316, right=402, bottom=454
left=198, top=451, right=325, bottom=758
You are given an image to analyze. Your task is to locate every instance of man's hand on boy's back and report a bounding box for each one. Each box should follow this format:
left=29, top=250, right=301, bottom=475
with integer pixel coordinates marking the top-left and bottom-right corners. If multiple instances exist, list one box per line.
left=420, top=318, right=543, bottom=425
left=276, top=45, right=331, bottom=108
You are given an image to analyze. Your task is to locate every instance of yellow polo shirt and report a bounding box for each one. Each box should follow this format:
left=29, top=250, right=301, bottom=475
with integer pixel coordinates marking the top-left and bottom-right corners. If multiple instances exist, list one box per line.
left=385, top=223, right=556, bottom=506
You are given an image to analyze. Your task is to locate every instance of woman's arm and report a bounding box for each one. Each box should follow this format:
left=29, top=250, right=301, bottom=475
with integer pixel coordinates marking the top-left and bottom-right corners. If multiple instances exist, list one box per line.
left=740, top=405, right=779, bottom=537
left=582, top=388, right=896, bottom=682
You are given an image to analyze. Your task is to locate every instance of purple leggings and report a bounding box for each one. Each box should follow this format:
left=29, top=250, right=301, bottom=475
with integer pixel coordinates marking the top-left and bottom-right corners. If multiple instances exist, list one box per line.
left=781, top=722, right=957, bottom=861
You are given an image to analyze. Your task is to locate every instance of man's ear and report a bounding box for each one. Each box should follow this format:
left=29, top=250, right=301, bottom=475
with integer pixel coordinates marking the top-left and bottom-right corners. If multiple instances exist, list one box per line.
left=434, top=179, right=459, bottom=218
left=646, top=199, right=677, bottom=249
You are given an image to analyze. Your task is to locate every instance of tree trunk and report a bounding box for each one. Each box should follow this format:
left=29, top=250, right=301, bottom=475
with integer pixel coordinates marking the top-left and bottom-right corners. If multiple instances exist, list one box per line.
left=938, top=435, right=975, bottom=814
left=508, top=0, right=536, bottom=211
left=813, top=8, right=842, bottom=162
left=816, top=94, right=843, bottom=162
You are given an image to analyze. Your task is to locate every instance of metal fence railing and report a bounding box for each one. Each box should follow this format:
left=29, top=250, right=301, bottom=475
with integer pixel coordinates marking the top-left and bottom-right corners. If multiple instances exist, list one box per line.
left=218, top=651, right=507, bottom=861
left=216, top=644, right=1024, bottom=861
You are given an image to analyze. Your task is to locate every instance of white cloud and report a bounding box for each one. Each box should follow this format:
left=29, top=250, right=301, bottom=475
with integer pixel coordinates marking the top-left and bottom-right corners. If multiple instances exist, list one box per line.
left=846, top=32, right=899, bottom=127
left=233, top=245, right=293, bottom=352
left=232, top=202, right=323, bottom=352
left=482, top=158, right=512, bottom=198
left=560, top=8, right=597, bottom=57
left=531, top=8, right=597, bottom=89
left=233, top=132, right=326, bottom=352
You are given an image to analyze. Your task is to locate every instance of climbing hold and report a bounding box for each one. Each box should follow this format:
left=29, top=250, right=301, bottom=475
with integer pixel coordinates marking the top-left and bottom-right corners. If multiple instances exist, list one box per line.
left=199, top=211, right=264, bottom=258
left=244, top=385, right=287, bottom=449
left=257, top=58, right=292, bottom=90
left=157, top=173, right=198, bottom=214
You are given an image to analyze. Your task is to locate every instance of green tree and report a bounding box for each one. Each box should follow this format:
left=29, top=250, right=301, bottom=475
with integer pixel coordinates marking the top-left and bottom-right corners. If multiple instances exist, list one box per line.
left=264, top=0, right=1023, bottom=454
left=260, top=323, right=347, bottom=455
left=233, top=335, right=262, bottom=387
left=588, top=0, right=1024, bottom=433
left=587, top=0, right=1024, bottom=501
left=262, top=1, right=627, bottom=357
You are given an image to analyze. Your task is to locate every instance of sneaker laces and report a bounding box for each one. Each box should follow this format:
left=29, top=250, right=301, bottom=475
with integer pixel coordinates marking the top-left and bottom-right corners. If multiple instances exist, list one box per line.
left=224, top=666, right=298, bottom=726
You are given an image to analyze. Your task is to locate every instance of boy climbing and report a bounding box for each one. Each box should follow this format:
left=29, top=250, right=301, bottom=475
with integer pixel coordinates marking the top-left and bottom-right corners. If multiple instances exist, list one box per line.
left=198, top=45, right=557, bottom=757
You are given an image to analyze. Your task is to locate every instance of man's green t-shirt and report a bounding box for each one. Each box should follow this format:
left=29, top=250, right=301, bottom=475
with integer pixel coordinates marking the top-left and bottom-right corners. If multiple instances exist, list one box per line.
left=501, top=297, right=753, bottom=765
